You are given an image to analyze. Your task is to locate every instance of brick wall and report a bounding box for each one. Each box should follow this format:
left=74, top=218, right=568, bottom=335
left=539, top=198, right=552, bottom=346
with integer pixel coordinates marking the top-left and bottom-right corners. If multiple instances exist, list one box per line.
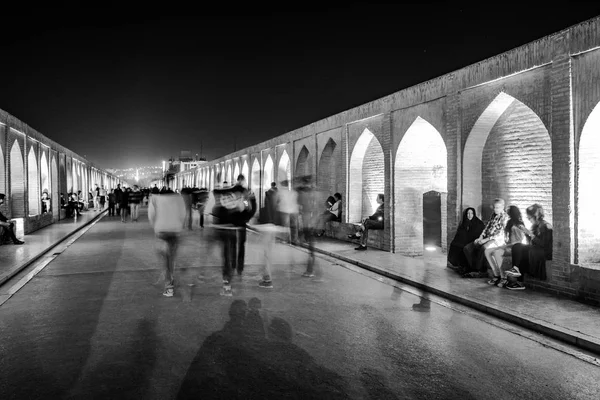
left=481, top=100, right=553, bottom=223
left=277, top=150, right=291, bottom=185
left=295, top=146, right=311, bottom=178
left=0, top=126, right=6, bottom=216
left=361, top=137, right=385, bottom=218
left=27, top=144, right=40, bottom=216
left=394, top=117, right=447, bottom=256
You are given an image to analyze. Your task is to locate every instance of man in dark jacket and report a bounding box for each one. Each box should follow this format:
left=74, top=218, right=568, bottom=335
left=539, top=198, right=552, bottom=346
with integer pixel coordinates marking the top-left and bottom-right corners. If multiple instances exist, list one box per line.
left=0, top=194, right=24, bottom=245
left=212, top=174, right=256, bottom=296
left=348, top=193, right=384, bottom=251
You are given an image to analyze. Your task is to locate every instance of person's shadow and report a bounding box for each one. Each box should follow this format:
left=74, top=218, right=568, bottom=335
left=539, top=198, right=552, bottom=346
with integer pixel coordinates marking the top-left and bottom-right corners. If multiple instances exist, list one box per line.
left=177, top=297, right=348, bottom=399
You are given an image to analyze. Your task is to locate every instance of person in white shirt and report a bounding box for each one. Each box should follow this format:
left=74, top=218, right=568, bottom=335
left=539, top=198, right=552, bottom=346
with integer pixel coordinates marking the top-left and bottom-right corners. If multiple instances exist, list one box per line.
left=148, top=193, right=186, bottom=297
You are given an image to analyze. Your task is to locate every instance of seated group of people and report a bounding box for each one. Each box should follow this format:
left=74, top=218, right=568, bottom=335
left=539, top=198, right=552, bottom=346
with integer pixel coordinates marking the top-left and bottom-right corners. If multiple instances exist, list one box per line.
left=448, top=198, right=553, bottom=291
left=0, top=193, right=24, bottom=245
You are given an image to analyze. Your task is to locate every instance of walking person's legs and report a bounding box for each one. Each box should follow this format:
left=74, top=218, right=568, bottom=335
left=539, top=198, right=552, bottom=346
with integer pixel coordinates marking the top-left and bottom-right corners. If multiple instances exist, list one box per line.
left=302, top=226, right=316, bottom=277
left=220, top=229, right=235, bottom=296
left=259, top=229, right=275, bottom=288
left=236, top=227, right=247, bottom=274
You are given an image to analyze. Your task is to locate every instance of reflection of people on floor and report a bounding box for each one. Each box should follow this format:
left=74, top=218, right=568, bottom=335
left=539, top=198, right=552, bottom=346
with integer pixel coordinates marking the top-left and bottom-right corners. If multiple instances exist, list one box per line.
left=447, top=207, right=484, bottom=269
left=505, top=203, right=553, bottom=291
left=412, top=297, right=431, bottom=312
left=460, top=198, right=507, bottom=278
left=0, top=193, right=24, bottom=245
left=348, top=193, right=384, bottom=251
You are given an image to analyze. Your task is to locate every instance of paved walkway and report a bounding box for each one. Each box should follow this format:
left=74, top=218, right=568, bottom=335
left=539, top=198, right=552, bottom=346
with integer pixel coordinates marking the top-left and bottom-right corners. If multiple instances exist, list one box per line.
left=0, top=209, right=107, bottom=286
left=304, top=236, right=600, bottom=356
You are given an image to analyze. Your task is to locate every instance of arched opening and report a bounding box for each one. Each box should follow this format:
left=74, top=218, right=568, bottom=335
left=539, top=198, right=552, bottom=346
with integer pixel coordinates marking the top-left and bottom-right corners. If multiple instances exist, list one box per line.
left=348, top=129, right=384, bottom=223
left=278, top=150, right=291, bottom=189
left=317, top=138, right=340, bottom=206
left=295, top=146, right=311, bottom=180
left=395, top=117, right=447, bottom=256
left=27, top=146, right=40, bottom=216
left=263, top=155, right=274, bottom=202
left=242, top=160, right=249, bottom=185
left=0, top=141, right=5, bottom=211
left=51, top=156, right=59, bottom=219
left=233, top=162, right=241, bottom=182
left=209, top=168, right=214, bottom=191
left=9, top=142, right=23, bottom=216
left=225, top=165, right=232, bottom=185
left=40, top=152, right=50, bottom=214
left=578, top=101, right=600, bottom=265
left=250, top=158, right=260, bottom=192
left=464, top=92, right=552, bottom=227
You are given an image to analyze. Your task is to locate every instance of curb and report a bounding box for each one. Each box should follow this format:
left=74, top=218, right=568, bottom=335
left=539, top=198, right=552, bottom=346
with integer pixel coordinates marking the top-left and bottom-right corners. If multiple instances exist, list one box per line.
left=0, top=210, right=108, bottom=287
left=300, top=243, right=600, bottom=357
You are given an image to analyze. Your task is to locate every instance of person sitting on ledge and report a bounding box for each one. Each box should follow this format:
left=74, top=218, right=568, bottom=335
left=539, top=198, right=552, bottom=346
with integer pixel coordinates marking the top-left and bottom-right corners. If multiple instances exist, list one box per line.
left=315, top=192, right=342, bottom=237
left=504, top=203, right=553, bottom=291
left=447, top=207, right=485, bottom=270
left=0, top=193, right=25, bottom=245
left=348, top=193, right=384, bottom=251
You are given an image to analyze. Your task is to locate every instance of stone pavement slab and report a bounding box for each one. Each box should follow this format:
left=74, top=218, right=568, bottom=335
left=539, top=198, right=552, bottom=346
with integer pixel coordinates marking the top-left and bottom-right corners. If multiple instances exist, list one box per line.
left=305, top=237, right=600, bottom=356
left=0, top=210, right=106, bottom=286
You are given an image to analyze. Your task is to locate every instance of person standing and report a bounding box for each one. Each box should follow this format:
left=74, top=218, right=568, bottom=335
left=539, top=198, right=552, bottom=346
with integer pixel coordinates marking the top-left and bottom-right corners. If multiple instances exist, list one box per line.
left=94, top=184, right=100, bottom=210
left=128, top=185, right=144, bottom=222
left=99, top=185, right=107, bottom=210
left=108, top=189, right=116, bottom=216
left=0, top=193, right=24, bottom=245
left=180, top=186, right=194, bottom=230
left=119, top=187, right=130, bottom=223
left=296, top=176, right=318, bottom=277
left=148, top=191, right=186, bottom=297
left=114, top=184, right=123, bottom=218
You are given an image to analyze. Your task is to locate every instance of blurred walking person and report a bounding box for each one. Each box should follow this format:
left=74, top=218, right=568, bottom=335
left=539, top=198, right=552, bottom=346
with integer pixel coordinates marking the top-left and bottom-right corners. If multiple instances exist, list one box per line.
left=296, top=176, right=319, bottom=277
left=180, top=186, right=194, bottom=230
left=276, top=179, right=299, bottom=243
left=148, top=191, right=186, bottom=297
left=212, top=176, right=256, bottom=296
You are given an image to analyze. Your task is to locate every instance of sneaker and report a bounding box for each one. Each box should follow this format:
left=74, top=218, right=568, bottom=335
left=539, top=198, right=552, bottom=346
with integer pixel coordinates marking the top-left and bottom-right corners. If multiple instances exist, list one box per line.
left=505, top=267, right=522, bottom=278
left=220, top=285, right=233, bottom=296
left=496, top=278, right=508, bottom=288
left=505, top=281, right=525, bottom=291
left=355, top=245, right=367, bottom=251
left=302, top=272, right=315, bottom=278
left=12, top=239, right=24, bottom=245
left=258, top=280, right=273, bottom=289
left=487, top=277, right=501, bottom=286
left=163, top=288, right=174, bottom=297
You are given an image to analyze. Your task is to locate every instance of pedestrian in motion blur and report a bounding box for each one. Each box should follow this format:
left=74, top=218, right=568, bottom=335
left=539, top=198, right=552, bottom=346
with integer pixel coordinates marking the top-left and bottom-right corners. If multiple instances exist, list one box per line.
left=212, top=175, right=256, bottom=296
left=148, top=191, right=186, bottom=297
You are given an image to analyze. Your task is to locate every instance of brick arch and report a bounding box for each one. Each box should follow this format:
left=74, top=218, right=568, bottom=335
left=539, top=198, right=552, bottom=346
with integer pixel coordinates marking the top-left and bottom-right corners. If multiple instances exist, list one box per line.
left=0, top=140, right=5, bottom=208
left=263, top=155, right=274, bottom=195
left=250, top=157, right=260, bottom=192
left=27, top=146, right=40, bottom=216
left=295, top=146, right=311, bottom=180
left=233, top=161, right=241, bottom=182
left=209, top=168, right=214, bottom=191
left=242, top=160, right=249, bottom=181
left=225, top=164, right=232, bottom=185
left=348, top=128, right=384, bottom=223
left=578, top=101, right=600, bottom=265
left=463, top=92, right=552, bottom=224
left=277, top=150, right=291, bottom=188
left=51, top=155, right=58, bottom=219
left=395, top=117, right=447, bottom=256
left=317, top=138, right=340, bottom=202
left=10, top=140, right=25, bottom=217
left=40, top=152, right=49, bottom=212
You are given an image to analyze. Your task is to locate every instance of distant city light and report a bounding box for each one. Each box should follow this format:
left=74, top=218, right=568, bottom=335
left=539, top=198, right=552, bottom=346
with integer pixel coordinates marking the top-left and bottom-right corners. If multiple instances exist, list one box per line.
left=425, top=246, right=436, bottom=252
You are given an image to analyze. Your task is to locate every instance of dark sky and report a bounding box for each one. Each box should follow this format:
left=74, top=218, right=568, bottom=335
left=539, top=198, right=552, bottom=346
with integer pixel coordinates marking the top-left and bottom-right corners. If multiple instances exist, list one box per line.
left=2, top=6, right=600, bottom=169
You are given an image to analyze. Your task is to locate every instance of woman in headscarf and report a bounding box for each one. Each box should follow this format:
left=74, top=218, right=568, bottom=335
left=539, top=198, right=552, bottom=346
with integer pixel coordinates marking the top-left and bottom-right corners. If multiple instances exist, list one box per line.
left=447, top=207, right=484, bottom=269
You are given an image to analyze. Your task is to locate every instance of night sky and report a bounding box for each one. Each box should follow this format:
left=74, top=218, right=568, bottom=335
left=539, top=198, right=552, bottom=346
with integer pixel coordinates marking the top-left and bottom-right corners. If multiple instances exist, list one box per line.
left=2, top=6, right=599, bottom=169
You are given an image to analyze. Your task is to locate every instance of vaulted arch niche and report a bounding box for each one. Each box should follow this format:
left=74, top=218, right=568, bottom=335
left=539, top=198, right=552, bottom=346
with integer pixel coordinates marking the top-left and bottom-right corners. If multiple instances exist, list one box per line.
left=225, top=165, right=232, bottom=185
left=317, top=138, right=341, bottom=203
left=348, top=128, right=384, bottom=223
left=0, top=140, right=5, bottom=210
left=40, top=152, right=50, bottom=213
left=10, top=140, right=25, bottom=217
left=578, top=101, right=600, bottom=265
left=278, top=150, right=291, bottom=189
left=27, top=146, right=40, bottom=216
left=233, top=162, right=241, bottom=182
left=295, top=146, right=311, bottom=180
left=51, top=156, right=59, bottom=219
left=463, top=92, right=552, bottom=227
left=242, top=160, right=249, bottom=185
left=395, top=117, right=447, bottom=256
left=250, top=158, right=260, bottom=192
left=263, top=155, right=274, bottom=197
